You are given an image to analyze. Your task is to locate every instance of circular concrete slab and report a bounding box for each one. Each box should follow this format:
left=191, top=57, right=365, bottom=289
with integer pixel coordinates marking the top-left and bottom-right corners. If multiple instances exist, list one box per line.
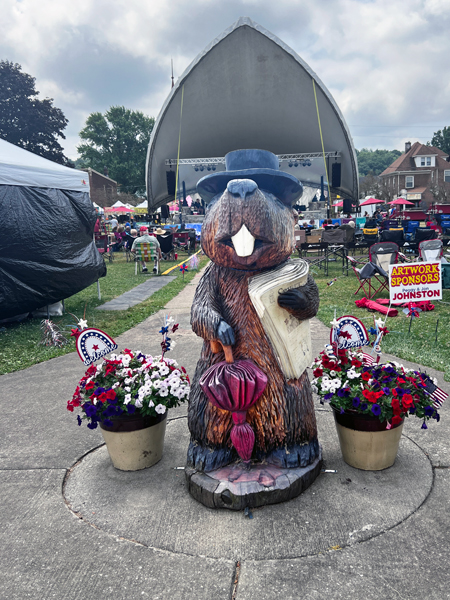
left=64, top=411, right=433, bottom=561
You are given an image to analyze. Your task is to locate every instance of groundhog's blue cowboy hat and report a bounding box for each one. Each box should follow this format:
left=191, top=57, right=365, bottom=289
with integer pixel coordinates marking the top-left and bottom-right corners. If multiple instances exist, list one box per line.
left=197, top=149, right=303, bottom=207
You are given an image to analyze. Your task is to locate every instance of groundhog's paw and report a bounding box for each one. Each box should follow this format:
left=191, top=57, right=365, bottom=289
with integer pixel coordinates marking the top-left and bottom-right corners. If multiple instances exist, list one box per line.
left=277, top=288, right=308, bottom=311
left=217, top=320, right=235, bottom=346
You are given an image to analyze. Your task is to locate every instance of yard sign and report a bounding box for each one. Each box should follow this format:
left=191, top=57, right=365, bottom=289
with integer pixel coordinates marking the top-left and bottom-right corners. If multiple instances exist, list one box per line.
left=389, top=261, right=442, bottom=303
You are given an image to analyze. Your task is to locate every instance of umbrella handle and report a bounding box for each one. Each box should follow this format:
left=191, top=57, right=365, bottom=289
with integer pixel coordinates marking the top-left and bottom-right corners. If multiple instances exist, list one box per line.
left=210, top=339, right=234, bottom=364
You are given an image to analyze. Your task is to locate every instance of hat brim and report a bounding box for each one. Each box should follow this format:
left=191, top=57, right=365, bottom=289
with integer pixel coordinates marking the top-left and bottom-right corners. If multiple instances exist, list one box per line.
left=196, top=168, right=303, bottom=206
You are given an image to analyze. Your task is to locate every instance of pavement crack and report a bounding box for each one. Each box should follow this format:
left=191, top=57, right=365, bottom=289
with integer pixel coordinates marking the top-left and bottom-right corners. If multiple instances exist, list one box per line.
left=231, top=560, right=241, bottom=600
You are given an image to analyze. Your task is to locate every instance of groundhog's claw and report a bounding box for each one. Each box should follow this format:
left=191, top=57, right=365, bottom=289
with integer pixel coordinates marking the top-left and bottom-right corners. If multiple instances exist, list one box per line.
left=277, top=288, right=308, bottom=311
left=217, top=320, right=235, bottom=346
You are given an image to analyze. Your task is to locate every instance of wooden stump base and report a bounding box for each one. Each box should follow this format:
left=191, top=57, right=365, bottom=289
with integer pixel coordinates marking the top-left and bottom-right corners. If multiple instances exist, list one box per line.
left=185, top=448, right=322, bottom=510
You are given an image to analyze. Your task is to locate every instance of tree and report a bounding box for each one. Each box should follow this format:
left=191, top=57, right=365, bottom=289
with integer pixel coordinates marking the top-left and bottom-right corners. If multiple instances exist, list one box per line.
left=77, top=107, right=155, bottom=195
left=0, top=60, right=70, bottom=164
left=359, top=172, right=392, bottom=201
left=356, top=148, right=402, bottom=177
left=429, top=126, right=450, bottom=155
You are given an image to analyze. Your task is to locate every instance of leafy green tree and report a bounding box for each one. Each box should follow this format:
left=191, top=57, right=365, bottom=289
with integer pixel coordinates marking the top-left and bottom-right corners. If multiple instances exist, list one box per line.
left=0, top=60, right=70, bottom=164
left=429, top=126, right=450, bottom=155
left=356, top=148, right=402, bottom=177
left=77, top=107, right=155, bottom=195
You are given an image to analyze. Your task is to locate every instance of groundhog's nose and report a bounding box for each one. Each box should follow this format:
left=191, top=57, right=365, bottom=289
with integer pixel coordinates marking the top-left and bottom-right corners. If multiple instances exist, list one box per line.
left=227, top=179, right=258, bottom=199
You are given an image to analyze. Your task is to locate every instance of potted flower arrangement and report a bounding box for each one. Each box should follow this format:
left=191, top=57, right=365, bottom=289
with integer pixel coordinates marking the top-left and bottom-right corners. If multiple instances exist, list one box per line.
left=311, top=346, right=442, bottom=470
left=68, top=348, right=190, bottom=471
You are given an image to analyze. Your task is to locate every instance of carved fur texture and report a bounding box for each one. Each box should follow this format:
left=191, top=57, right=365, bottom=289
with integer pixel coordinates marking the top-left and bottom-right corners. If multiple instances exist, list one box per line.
left=188, top=183, right=320, bottom=470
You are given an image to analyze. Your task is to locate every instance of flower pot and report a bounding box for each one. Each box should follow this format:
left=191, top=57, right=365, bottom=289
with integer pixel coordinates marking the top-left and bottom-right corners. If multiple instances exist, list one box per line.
left=99, top=412, right=167, bottom=471
left=332, top=408, right=403, bottom=471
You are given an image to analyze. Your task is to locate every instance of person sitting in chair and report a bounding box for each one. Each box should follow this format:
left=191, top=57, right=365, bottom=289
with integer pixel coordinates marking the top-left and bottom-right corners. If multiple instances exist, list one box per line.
left=131, top=226, right=162, bottom=273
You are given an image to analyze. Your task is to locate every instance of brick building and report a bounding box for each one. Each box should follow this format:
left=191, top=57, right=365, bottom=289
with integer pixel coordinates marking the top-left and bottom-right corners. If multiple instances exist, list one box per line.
left=83, top=168, right=118, bottom=207
left=380, top=141, right=450, bottom=207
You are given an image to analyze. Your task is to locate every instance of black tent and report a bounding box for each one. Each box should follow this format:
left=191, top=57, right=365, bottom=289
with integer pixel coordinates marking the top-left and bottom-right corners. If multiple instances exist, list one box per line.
left=0, top=139, right=106, bottom=319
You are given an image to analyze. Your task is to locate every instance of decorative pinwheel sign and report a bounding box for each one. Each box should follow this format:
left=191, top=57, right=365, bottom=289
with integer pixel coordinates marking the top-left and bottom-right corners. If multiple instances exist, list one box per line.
left=330, top=316, right=369, bottom=349
left=76, top=328, right=118, bottom=366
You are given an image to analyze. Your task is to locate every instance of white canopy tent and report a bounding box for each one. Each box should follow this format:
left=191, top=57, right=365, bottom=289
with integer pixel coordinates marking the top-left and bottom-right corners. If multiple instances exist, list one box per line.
left=0, top=139, right=90, bottom=192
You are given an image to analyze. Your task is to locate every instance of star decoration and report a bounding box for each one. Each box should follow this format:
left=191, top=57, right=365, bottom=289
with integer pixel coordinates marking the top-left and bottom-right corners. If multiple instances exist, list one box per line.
left=330, top=318, right=340, bottom=328
left=92, top=344, right=99, bottom=351
left=78, top=319, right=88, bottom=330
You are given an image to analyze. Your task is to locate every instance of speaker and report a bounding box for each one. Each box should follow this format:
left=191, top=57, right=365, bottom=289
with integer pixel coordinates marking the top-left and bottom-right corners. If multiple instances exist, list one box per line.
left=166, top=171, right=176, bottom=196
left=343, top=198, right=353, bottom=213
left=160, top=204, right=170, bottom=219
left=331, top=163, right=341, bottom=188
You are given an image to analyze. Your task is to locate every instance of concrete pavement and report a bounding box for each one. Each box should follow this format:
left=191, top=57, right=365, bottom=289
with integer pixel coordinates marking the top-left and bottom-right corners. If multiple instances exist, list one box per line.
left=1, top=268, right=450, bottom=599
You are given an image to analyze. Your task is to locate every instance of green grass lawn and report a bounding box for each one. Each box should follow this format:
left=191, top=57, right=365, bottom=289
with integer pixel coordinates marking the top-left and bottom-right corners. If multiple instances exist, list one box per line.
left=311, top=257, right=450, bottom=381
left=0, top=251, right=209, bottom=375
left=2, top=247, right=449, bottom=381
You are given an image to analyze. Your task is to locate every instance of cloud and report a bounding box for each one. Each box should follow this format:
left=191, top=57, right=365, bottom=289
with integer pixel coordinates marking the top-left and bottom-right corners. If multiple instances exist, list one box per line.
left=1, top=0, right=449, bottom=158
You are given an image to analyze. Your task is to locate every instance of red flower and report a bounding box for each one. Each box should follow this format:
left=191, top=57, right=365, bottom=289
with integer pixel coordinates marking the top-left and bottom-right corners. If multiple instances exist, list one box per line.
left=391, top=415, right=403, bottom=426
left=313, top=368, right=323, bottom=377
left=391, top=397, right=401, bottom=414
left=105, top=389, right=116, bottom=400
left=362, top=390, right=382, bottom=403
left=124, top=349, right=134, bottom=357
left=85, top=381, right=95, bottom=390
left=361, top=372, right=371, bottom=381
left=392, top=388, right=398, bottom=397
left=402, top=394, right=414, bottom=410
left=397, top=377, right=406, bottom=384
left=67, top=402, right=74, bottom=412
left=352, top=359, right=362, bottom=368
left=71, top=397, right=81, bottom=407
left=98, top=392, right=107, bottom=403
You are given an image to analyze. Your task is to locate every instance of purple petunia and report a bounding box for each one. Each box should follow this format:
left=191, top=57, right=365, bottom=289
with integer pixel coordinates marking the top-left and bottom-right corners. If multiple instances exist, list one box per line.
left=352, top=396, right=361, bottom=408
left=323, top=392, right=334, bottom=402
left=424, top=406, right=435, bottom=417
left=433, top=412, right=440, bottom=422
left=102, top=419, right=113, bottom=428
left=87, top=421, right=98, bottom=429
left=337, top=389, right=347, bottom=397
left=371, top=404, right=382, bottom=416
left=421, top=421, right=428, bottom=430
left=361, top=403, right=368, bottom=411
left=85, top=404, right=98, bottom=418
left=77, top=415, right=82, bottom=426
left=94, top=387, right=106, bottom=396
left=340, top=407, right=345, bottom=414
left=383, top=387, right=391, bottom=395
left=127, top=404, right=137, bottom=414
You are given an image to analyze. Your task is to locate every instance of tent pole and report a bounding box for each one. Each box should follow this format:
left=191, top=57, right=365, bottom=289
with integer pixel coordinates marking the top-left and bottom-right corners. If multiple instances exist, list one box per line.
left=97, top=281, right=101, bottom=300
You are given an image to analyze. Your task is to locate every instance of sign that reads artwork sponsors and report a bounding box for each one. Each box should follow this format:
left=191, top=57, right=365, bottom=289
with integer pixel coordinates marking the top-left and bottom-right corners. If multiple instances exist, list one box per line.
left=389, top=261, right=442, bottom=303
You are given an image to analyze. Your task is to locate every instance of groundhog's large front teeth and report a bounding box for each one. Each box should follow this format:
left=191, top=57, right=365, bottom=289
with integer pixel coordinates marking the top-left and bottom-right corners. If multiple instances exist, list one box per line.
left=231, top=224, right=255, bottom=257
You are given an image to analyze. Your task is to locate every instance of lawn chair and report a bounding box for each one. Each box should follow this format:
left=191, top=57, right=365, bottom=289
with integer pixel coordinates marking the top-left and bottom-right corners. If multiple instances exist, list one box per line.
left=348, top=242, right=399, bottom=299
left=362, top=227, right=379, bottom=246
left=323, top=229, right=347, bottom=274
left=380, top=228, right=405, bottom=247
left=299, top=230, right=328, bottom=272
left=133, top=241, right=159, bottom=275
left=173, top=231, right=190, bottom=253
left=157, top=233, right=176, bottom=260
left=418, top=239, right=443, bottom=262
left=294, top=229, right=306, bottom=252
left=95, top=233, right=114, bottom=263
left=123, top=234, right=136, bottom=262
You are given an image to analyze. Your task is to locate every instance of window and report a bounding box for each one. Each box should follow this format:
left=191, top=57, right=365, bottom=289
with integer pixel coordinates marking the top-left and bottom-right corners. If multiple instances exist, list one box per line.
left=445, top=170, right=450, bottom=183
left=427, top=157, right=431, bottom=166
left=406, top=176, right=414, bottom=188
left=421, top=157, right=426, bottom=166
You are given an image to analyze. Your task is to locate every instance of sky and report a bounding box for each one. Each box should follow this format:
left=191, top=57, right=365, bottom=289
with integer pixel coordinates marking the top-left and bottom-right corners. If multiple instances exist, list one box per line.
left=1, top=0, right=449, bottom=161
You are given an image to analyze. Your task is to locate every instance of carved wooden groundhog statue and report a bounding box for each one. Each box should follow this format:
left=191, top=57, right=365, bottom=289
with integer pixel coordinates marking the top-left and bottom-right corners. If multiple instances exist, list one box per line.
left=187, top=149, right=320, bottom=473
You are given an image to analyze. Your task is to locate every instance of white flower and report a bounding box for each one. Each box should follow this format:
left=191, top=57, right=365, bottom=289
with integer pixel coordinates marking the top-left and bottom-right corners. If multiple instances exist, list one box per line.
left=168, top=378, right=180, bottom=389
left=124, top=386, right=131, bottom=393
left=321, top=380, right=331, bottom=391
left=110, top=353, right=117, bottom=360
left=152, top=380, right=162, bottom=389
left=112, top=382, right=120, bottom=389
left=159, top=365, right=169, bottom=376
left=124, top=394, right=132, bottom=404
left=158, top=387, right=169, bottom=397
left=330, top=370, right=336, bottom=377
left=135, top=398, right=143, bottom=408
left=148, top=400, right=154, bottom=408
left=155, top=404, right=166, bottom=414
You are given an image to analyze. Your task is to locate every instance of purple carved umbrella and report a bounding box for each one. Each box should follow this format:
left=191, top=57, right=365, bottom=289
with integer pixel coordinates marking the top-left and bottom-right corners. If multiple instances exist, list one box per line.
left=199, top=340, right=267, bottom=462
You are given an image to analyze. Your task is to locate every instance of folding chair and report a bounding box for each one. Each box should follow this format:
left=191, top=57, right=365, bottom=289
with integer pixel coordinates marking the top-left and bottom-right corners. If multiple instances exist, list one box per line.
left=407, top=228, right=437, bottom=256
left=157, top=233, right=176, bottom=260
left=418, top=239, right=443, bottom=262
left=173, top=231, right=190, bottom=253
left=293, top=229, right=306, bottom=253
left=380, top=228, right=405, bottom=247
left=323, top=229, right=347, bottom=274
left=348, top=242, right=399, bottom=299
left=123, top=234, right=135, bottom=262
left=299, top=230, right=328, bottom=271
left=95, top=233, right=114, bottom=263
left=133, top=242, right=159, bottom=275
left=362, top=227, right=379, bottom=245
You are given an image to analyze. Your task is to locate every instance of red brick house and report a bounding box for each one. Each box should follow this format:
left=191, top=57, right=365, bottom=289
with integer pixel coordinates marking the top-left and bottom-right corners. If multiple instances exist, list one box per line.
left=380, top=141, right=450, bottom=207
left=83, top=168, right=118, bottom=207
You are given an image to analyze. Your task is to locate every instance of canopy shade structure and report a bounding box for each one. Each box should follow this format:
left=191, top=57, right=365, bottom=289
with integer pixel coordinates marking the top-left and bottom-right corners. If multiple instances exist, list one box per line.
left=0, top=138, right=89, bottom=192
left=389, top=198, right=415, bottom=205
left=360, top=197, right=385, bottom=206
left=146, top=17, right=358, bottom=211
left=333, top=201, right=344, bottom=207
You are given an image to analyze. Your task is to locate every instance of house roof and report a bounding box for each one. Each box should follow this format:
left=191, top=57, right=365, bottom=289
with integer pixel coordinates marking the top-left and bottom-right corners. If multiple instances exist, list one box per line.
left=381, top=142, right=448, bottom=176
